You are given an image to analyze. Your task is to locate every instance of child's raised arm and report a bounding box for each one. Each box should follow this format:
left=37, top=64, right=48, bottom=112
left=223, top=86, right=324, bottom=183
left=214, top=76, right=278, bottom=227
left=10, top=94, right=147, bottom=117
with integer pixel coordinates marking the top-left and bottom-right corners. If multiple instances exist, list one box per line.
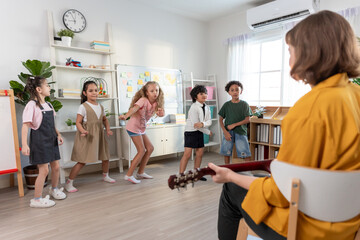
left=119, top=105, right=140, bottom=120
left=21, top=123, right=31, bottom=156
left=156, top=108, right=165, bottom=117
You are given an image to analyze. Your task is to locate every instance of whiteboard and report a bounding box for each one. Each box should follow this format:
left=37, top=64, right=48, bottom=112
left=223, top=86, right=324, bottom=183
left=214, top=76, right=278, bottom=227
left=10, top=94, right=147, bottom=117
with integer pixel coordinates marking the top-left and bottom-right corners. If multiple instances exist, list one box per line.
left=0, top=96, right=17, bottom=172
left=116, top=64, right=183, bottom=123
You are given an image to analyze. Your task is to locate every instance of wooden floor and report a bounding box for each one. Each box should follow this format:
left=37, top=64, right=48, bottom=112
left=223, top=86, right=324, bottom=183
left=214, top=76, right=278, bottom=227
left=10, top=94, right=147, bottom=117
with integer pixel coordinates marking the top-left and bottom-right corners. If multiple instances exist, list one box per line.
left=0, top=152, right=225, bottom=240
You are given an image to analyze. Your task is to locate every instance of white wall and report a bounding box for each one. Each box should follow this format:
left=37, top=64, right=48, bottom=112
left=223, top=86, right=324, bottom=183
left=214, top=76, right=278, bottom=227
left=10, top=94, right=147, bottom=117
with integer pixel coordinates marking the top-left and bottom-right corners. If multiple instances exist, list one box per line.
left=206, top=0, right=360, bottom=107
left=0, top=0, right=207, bottom=188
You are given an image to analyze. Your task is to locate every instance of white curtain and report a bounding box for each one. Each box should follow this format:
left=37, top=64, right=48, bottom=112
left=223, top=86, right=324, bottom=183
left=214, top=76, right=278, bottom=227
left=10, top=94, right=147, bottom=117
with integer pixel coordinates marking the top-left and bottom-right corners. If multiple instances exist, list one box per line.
left=338, top=6, right=360, bottom=37
left=227, top=35, right=254, bottom=102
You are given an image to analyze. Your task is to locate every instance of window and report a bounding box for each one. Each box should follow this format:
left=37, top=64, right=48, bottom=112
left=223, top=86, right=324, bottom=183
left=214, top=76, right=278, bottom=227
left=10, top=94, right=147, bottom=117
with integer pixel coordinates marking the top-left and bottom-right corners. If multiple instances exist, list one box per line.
left=228, top=33, right=310, bottom=107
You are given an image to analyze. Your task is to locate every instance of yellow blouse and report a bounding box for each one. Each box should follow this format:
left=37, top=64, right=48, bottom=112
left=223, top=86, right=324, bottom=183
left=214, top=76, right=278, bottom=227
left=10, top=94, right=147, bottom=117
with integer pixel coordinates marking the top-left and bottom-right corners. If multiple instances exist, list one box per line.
left=242, top=73, right=360, bottom=239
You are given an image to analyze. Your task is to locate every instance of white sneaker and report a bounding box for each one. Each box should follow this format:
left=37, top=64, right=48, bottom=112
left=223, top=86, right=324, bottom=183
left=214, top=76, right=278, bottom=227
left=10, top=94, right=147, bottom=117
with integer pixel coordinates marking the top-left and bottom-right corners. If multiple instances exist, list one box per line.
left=49, top=187, right=67, bottom=200
left=136, top=172, right=153, bottom=179
left=65, top=183, right=78, bottom=193
left=124, top=175, right=141, bottom=184
left=103, top=175, right=116, bottom=183
left=30, top=195, right=56, bottom=208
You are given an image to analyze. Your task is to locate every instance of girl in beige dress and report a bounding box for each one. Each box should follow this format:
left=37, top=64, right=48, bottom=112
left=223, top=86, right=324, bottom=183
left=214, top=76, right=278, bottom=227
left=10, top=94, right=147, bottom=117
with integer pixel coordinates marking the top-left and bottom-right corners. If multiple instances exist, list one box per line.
left=65, top=81, right=114, bottom=192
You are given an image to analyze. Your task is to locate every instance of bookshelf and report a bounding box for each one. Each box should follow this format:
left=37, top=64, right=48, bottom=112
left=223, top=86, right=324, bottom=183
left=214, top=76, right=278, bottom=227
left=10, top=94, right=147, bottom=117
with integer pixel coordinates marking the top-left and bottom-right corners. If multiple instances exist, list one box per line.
left=232, top=106, right=290, bottom=161
left=249, top=106, right=289, bottom=160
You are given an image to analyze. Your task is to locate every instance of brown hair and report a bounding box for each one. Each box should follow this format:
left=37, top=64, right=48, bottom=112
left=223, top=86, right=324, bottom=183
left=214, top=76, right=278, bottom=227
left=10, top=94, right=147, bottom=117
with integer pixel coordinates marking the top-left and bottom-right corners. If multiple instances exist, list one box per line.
left=129, top=81, right=164, bottom=111
left=285, top=10, right=360, bottom=85
left=25, top=76, right=47, bottom=108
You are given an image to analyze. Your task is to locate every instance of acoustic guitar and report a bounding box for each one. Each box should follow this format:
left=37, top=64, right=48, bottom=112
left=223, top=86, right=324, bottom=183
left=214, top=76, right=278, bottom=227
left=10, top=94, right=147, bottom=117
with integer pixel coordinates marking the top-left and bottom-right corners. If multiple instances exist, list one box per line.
left=168, top=159, right=273, bottom=190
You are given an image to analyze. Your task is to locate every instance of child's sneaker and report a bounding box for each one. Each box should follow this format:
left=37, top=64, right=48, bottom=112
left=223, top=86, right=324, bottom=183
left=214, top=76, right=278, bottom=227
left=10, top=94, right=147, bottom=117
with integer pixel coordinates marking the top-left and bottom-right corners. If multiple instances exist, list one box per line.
left=65, top=183, right=78, bottom=192
left=136, top=172, right=153, bottom=179
left=124, top=175, right=141, bottom=184
left=49, top=187, right=67, bottom=200
left=30, top=195, right=56, bottom=208
left=103, top=175, right=116, bottom=183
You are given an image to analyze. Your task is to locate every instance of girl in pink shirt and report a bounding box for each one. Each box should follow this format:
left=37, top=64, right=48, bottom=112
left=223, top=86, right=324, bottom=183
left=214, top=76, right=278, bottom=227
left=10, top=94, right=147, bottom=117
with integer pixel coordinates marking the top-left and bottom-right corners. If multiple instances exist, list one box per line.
left=21, top=76, right=66, bottom=208
left=119, top=81, right=164, bottom=184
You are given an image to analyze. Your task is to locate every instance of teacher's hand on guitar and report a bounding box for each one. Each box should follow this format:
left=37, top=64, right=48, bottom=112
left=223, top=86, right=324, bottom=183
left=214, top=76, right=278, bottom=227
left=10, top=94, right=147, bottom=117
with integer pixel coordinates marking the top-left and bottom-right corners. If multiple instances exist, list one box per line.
left=208, top=163, right=234, bottom=184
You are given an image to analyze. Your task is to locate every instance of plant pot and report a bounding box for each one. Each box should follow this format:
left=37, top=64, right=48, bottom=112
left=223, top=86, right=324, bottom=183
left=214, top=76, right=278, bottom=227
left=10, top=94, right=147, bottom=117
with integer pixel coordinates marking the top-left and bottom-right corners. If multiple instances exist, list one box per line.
left=61, top=36, right=72, bottom=47
left=71, top=125, right=77, bottom=131
left=120, top=120, right=126, bottom=126
left=258, top=114, right=263, bottom=119
left=23, top=165, right=48, bottom=190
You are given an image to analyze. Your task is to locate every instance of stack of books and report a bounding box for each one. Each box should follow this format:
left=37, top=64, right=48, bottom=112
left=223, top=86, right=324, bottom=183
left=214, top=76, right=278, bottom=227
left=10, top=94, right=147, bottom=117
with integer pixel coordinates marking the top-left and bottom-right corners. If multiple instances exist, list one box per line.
left=90, top=41, right=110, bottom=52
left=62, top=88, right=81, bottom=98
left=169, top=114, right=186, bottom=124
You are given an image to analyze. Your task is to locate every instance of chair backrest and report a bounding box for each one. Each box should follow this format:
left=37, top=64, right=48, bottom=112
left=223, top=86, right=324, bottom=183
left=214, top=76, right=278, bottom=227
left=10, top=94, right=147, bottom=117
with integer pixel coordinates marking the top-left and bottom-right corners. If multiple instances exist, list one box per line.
left=271, top=160, right=360, bottom=222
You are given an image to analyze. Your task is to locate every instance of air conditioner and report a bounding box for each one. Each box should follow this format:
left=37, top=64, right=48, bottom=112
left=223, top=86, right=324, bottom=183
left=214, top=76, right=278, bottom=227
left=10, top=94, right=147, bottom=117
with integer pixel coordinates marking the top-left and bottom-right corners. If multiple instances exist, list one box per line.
left=247, top=0, right=319, bottom=30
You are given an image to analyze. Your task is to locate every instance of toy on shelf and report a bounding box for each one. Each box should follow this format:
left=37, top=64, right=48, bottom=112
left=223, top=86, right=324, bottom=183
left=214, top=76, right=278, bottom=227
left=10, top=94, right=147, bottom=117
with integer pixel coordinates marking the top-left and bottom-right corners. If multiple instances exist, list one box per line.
left=66, top=57, right=82, bottom=67
left=81, top=76, right=109, bottom=98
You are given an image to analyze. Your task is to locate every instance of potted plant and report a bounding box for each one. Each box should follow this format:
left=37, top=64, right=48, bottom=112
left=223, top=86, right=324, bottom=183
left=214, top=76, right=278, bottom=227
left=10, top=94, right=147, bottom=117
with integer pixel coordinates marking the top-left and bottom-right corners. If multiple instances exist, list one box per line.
left=65, top=118, right=76, bottom=130
left=9, top=59, right=62, bottom=112
left=353, top=78, right=360, bottom=86
left=253, top=106, right=266, bottom=118
left=57, top=29, right=75, bottom=47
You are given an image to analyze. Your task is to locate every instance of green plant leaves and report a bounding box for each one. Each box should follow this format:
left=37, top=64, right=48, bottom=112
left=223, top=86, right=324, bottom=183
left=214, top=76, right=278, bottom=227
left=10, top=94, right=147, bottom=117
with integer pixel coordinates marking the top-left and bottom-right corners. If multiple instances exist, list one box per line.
left=9, top=59, right=62, bottom=112
left=353, top=78, right=360, bottom=86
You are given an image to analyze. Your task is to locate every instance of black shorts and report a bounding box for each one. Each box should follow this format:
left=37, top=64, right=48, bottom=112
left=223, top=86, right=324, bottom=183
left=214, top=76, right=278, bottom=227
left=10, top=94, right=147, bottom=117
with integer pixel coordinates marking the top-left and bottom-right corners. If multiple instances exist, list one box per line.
left=184, top=131, right=204, bottom=148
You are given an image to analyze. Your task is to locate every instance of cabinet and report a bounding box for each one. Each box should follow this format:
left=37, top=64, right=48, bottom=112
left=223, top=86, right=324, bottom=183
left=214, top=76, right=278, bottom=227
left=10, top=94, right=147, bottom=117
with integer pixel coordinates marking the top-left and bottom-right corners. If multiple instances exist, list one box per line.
left=120, top=124, right=185, bottom=167
left=248, top=107, right=290, bottom=160
left=47, top=11, right=122, bottom=183
left=182, top=73, right=221, bottom=148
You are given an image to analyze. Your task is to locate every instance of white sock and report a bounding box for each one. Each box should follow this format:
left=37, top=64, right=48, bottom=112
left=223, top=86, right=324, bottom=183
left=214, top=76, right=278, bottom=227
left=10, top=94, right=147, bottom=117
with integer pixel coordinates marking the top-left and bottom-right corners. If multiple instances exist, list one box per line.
left=103, top=173, right=115, bottom=183
left=66, top=179, right=74, bottom=185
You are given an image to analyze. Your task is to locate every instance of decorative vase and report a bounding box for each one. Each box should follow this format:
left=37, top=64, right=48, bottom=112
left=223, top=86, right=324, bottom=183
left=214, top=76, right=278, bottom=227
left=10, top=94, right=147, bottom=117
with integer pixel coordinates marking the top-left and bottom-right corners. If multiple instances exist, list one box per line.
left=61, top=36, right=72, bottom=47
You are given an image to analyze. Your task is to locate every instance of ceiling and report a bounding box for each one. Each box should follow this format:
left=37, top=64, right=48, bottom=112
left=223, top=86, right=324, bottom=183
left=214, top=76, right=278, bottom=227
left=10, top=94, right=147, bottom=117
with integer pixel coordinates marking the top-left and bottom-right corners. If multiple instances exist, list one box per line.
left=130, top=0, right=275, bottom=22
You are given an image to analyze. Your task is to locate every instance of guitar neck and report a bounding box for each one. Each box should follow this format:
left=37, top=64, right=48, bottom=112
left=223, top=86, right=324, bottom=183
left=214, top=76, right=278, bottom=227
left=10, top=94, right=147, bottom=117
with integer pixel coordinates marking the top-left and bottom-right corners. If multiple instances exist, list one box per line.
left=199, top=159, right=273, bottom=176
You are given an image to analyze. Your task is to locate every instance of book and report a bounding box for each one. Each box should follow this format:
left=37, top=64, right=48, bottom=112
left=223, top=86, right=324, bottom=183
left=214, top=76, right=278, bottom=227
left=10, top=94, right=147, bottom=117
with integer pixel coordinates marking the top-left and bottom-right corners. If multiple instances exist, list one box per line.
left=91, top=40, right=110, bottom=45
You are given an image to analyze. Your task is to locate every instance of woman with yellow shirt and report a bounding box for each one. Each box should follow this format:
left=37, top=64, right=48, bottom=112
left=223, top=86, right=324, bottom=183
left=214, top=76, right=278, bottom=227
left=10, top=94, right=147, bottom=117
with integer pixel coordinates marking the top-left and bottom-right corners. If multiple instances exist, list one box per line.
left=209, top=10, right=360, bottom=240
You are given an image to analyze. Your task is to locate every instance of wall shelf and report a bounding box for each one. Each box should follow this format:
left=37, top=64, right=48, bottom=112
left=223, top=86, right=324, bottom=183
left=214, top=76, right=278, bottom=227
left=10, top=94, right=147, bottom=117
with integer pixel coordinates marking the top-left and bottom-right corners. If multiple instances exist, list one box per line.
left=51, top=44, right=115, bottom=55
left=55, top=65, right=115, bottom=72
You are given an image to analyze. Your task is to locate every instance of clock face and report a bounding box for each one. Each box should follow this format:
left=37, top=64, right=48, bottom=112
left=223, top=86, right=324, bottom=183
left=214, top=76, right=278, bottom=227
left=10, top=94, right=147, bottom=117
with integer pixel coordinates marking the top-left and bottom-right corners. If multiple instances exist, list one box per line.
left=63, top=9, right=86, bottom=33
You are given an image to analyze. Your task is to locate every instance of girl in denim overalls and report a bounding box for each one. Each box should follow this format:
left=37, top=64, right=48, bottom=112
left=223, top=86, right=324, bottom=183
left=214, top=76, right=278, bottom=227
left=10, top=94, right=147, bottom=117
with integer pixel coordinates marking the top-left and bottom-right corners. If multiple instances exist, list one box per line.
left=21, top=76, right=66, bottom=208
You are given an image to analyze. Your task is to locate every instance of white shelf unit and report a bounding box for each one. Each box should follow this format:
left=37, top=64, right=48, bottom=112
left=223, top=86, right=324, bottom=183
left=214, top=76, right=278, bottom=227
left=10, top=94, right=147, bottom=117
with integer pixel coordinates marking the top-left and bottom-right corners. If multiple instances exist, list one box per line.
left=47, top=11, right=123, bottom=183
left=182, top=73, right=221, bottom=149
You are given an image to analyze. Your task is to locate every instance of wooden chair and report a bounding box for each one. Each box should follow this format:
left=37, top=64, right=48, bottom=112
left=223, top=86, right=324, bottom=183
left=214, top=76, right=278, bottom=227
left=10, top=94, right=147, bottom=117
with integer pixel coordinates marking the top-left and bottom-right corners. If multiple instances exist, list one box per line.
left=237, top=160, right=360, bottom=240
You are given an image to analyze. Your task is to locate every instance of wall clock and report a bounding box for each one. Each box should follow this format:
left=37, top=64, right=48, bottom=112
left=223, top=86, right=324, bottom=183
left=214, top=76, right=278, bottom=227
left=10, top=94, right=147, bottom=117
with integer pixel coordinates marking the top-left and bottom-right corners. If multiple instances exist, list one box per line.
left=63, top=9, right=86, bottom=33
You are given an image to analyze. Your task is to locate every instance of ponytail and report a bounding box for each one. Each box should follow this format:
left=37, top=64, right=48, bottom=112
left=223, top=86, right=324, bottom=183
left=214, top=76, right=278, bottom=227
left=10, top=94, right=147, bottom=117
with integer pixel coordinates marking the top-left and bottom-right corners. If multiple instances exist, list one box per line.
left=25, top=76, right=46, bottom=108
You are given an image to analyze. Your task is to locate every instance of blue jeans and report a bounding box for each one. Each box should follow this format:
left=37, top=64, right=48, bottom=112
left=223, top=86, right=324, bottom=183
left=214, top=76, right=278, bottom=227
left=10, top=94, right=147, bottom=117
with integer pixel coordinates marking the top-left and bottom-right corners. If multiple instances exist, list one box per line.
left=126, top=130, right=144, bottom=137
left=220, top=131, right=251, bottom=158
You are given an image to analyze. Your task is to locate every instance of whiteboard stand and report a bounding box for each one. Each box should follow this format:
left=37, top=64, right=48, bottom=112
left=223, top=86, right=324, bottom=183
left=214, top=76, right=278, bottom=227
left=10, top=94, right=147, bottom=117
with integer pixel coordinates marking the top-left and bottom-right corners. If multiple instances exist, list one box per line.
left=0, top=90, right=24, bottom=197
